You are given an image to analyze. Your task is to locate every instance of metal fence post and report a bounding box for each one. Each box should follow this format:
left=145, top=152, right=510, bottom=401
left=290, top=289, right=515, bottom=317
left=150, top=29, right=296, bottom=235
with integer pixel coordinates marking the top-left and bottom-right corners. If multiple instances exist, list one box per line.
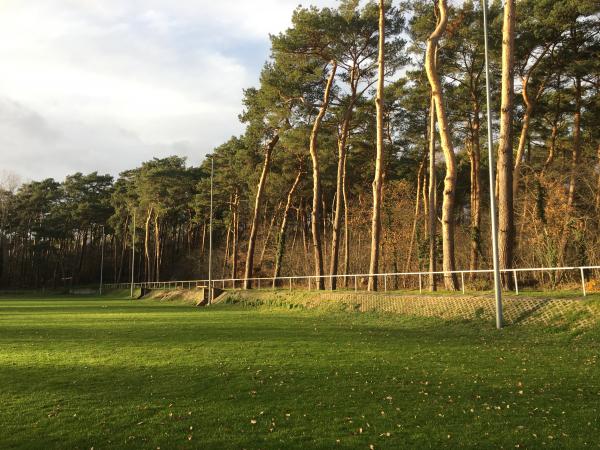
left=580, top=268, right=587, bottom=297
left=513, top=270, right=519, bottom=296
left=384, top=275, right=387, bottom=292
left=289, top=278, right=292, bottom=291
left=354, top=275, right=357, bottom=292
left=461, top=272, right=465, bottom=294
left=418, top=274, right=422, bottom=294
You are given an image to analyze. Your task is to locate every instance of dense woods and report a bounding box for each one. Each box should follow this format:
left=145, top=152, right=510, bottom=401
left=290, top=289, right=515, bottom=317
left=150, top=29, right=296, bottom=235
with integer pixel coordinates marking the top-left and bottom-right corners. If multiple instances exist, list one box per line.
left=1, top=0, right=599, bottom=290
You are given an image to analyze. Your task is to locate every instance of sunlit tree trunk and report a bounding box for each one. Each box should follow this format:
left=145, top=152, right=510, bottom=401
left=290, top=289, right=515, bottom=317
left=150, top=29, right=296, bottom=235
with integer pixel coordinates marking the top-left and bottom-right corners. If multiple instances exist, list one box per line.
left=428, top=96, right=437, bottom=291
left=469, top=92, right=482, bottom=277
left=497, top=0, right=515, bottom=287
left=513, top=51, right=549, bottom=198
left=405, top=160, right=424, bottom=272
left=154, top=214, right=161, bottom=281
left=243, top=134, right=279, bottom=289
left=330, top=115, right=351, bottom=290
left=258, top=202, right=280, bottom=270
left=558, top=76, right=582, bottom=267
left=144, top=207, right=153, bottom=282
left=342, top=154, right=350, bottom=287
left=273, top=170, right=302, bottom=283
left=222, top=218, right=231, bottom=278
left=596, top=143, right=600, bottom=220
left=301, top=200, right=310, bottom=267
left=200, top=221, right=206, bottom=256
left=367, top=0, right=385, bottom=292
left=424, top=0, right=458, bottom=290
left=117, top=216, right=129, bottom=283
left=567, top=77, right=582, bottom=210
left=542, top=83, right=561, bottom=176
left=310, top=61, right=337, bottom=290
left=231, top=191, right=239, bottom=286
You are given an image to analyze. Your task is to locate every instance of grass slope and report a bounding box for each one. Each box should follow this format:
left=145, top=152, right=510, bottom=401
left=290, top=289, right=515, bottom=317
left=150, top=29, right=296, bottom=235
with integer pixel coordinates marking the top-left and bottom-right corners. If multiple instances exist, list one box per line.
left=0, top=294, right=599, bottom=449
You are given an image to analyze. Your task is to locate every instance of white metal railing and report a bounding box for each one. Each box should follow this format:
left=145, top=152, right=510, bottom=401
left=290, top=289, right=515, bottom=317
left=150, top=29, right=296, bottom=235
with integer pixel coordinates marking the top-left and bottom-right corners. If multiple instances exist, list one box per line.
left=104, top=265, right=600, bottom=297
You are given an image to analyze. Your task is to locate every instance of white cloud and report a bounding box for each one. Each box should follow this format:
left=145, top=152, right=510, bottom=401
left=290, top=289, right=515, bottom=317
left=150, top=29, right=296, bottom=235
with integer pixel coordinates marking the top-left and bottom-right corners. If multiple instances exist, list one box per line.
left=0, top=0, right=337, bottom=181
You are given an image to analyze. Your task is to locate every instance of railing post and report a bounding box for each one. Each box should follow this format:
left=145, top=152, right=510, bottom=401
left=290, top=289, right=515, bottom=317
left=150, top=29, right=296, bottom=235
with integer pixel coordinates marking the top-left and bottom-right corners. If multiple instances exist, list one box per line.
left=384, top=275, right=387, bottom=292
left=354, top=275, right=358, bottom=292
left=513, top=270, right=519, bottom=296
left=289, top=278, right=292, bottom=291
left=258, top=278, right=261, bottom=289
left=461, top=272, right=465, bottom=294
left=418, top=274, right=422, bottom=294
left=580, top=268, right=587, bottom=297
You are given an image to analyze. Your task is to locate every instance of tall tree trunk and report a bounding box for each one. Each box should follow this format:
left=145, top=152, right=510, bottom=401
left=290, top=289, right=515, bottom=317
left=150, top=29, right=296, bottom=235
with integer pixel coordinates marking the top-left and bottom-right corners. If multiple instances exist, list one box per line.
left=273, top=170, right=303, bottom=282
left=405, top=160, right=425, bottom=272
left=497, top=0, right=516, bottom=286
left=154, top=214, right=161, bottom=282
left=567, top=76, right=581, bottom=210
left=222, top=218, right=231, bottom=278
left=543, top=107, right=560, bottom=175
left=309, top=61, right=337, bottom=290
left=258, top=202, right=281, bottom=270
left=425, top=0, right=458, bottom=290
left=342, top=154, right=350, bottom=287
left=222, top=194, right=233, bottom=277
left=144, top=207, right=153, bottom=282
left=77, top=228, right=88, bottom=284
left=428, top=95, right=437, bottom=291
left=514, top=61, right=548, bottom=198
left=596, top=143, right=600, bottom=219
left=117, top=216, right=129, bottom=283
left=243, top=134, right=279, bottom=289
left=558, top=76, right=582, bottom=267
left=301, top=200, right=310, bottom=267
left=367, top=0, right=386, bottom=292
left=231, top=191, right=239, bottom=285
left=322, top=197, right=328, bottom=272
left=200, top=221, right=206, bottom=256
left=330, top=114, right=351, bottom=290
left=469, top=93, right=482, bottom=277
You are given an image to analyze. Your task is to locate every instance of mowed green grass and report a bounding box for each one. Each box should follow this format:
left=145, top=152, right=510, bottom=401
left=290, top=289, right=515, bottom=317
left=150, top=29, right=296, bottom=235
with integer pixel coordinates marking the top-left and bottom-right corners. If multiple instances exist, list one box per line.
left=0, top=295, right=599, bottom=449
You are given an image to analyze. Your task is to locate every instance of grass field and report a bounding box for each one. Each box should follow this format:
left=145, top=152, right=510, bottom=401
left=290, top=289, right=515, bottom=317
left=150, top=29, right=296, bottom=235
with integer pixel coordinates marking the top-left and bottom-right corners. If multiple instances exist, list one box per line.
left=1, top=294, right=599, bottom=449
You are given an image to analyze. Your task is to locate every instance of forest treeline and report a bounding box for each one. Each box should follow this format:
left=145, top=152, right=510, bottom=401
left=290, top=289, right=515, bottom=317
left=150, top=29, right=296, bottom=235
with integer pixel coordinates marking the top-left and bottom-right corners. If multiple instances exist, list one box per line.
left=1, top=0, right=599, bottom=290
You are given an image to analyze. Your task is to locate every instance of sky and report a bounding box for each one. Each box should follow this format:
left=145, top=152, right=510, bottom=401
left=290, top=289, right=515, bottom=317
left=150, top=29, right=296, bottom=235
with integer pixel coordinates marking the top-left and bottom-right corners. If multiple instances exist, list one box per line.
left=0, top=0, right=338, bottom=183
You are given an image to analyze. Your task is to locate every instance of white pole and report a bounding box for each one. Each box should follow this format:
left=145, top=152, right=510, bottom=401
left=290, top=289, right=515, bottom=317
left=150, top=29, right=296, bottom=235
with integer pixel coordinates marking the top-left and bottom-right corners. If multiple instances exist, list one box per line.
left=208, top=156, right=214, bottom=305
left=130, top=211, right=136, bottom=299
left=580, top=268, right=587, bottom=297
left=99, top=225, right=105, bottom=295
left=482, top=0, right=503, bottom=329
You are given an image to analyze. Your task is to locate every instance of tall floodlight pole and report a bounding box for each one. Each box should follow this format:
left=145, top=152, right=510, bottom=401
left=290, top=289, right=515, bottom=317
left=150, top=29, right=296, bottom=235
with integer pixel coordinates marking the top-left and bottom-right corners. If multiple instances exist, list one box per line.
left=99, top=225, right=105, bottom=296
left=130, top=211, right=136, bottom=299
left=482, top=0, right=503, bottom=329
left=208, top=156, right=214, bottom=304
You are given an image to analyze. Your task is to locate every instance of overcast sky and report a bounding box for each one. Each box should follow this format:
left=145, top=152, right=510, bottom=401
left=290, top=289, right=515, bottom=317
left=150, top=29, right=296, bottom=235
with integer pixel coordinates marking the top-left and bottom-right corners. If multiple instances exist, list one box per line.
left=0, top=0, right=338, bottom=182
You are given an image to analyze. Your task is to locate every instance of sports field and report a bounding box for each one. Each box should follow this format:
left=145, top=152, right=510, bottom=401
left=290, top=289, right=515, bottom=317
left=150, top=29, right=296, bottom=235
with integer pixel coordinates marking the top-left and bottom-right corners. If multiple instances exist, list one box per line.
left=1, top=294, right=599, bottom=449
